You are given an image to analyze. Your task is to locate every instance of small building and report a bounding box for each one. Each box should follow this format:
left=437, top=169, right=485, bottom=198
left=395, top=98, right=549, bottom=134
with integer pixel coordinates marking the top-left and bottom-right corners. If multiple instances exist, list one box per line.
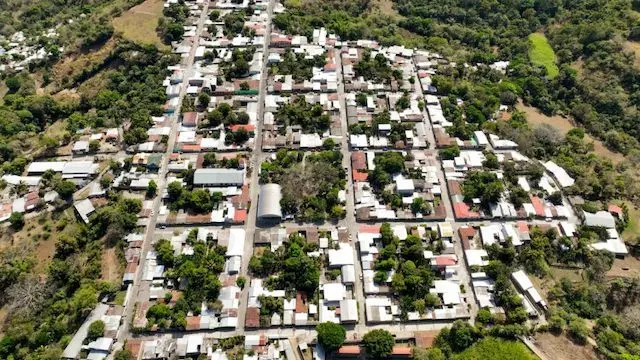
left=395, top=178, right=414, bottom=195
left=583, top=210, right=616, bottom=229
left=74, top=199, right=95, bottom=224
left=182, top=112, right=199, bottom=127
left=339, top=299, right=358, bottom=323
left=72, top=140, right=90, bottom=154
left=147, top=154, right=163, bottom=172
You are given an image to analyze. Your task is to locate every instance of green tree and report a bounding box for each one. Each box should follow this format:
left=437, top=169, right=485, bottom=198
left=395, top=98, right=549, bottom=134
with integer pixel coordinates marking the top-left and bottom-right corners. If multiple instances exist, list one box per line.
left=147, top=180, right=157, bottom=197
left=114, top=350, right=133, bottom=360
left=316, top=322, right=346, bottom=351
left=198, top=92, right=211, bottom=108
left=5, top=76, right=21, bottom=93
left=87, top=320, right=105, bottom=340
left=167, top=181, right=183, bottom=201
left=9, top=212, right=24, bottom=230
left=322, top=138, right=336, bottom=150
left=55, top=180, right=77, bottom=199
left=236, top=276, right=246, bottom=288
left=413, top=348, right=445, bottom=360
left=362, top=329, right=395, bottom=359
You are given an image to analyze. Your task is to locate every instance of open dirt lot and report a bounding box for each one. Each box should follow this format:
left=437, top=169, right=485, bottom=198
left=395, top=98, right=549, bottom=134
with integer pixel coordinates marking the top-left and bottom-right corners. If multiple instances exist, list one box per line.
left=607, top=256, right=640, bottom=279
left=533, top=332, right=601, bottom=360
left=517, top=102, right=624, bottom=164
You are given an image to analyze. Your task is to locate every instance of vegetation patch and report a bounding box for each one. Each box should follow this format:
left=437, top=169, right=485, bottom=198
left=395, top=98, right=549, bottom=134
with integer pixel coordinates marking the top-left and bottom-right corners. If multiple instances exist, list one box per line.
left=260, top=150, right=346, bottom=221
left=452, top=337, right=536, bottom=360
left=112, top=0, right=167, bottom=49
left=528, top=33, right=559, bottom=78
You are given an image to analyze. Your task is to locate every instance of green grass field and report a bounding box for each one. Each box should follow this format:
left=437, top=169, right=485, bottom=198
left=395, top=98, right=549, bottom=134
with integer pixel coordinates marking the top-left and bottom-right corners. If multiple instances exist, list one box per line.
left=529, top=33, right=559, bottom=78
left=112, top=0, right=167, bottom=49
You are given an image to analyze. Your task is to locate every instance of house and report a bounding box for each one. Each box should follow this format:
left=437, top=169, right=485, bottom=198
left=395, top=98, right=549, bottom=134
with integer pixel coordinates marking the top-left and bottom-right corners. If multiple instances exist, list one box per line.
left=339, top=299, right=358, bottom=323
left=395, top=178, right=414, bottom=195
left=583, top=210, right=616, bottom=228
left=465, top=249, right=489, bottom=267
left=608, top=204, right=624, bottom=220
left=147, top=154, right=163, bottom=172
left=72, top=140, right=90, bottom=154
left=511, top=270, right=547, bottom=312
left=182, top=112, right=199, bottom=127
left=74, top=199, right=95, bottom=224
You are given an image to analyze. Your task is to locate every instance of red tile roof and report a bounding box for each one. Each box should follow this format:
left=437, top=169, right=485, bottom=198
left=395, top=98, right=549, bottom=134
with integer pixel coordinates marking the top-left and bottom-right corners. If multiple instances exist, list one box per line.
left=414, top=331, right=438, bottom=348
left=337, top=346, right=361, bottom=355
left=181, top=144, right=201, bottom=152
left=352, top=170, right=368, bottom=182
left=392, top=346, right=412, bottom=356
left=234, top=209, right=247, bottom=223
left=458, top=226, right=476, bottom=240
left=125, top=339, right=143, bottom=359
left=230, top=124, right=256, bottom=132
left=608, top=204, right=623, bottom=215
left=351, top=152, right=366, bottom=170
left=517, top=221, right=530, bottom=233
left=185, top=316, right=200, bottom=331
left=454, top=202, right=470, bottom=218
left=434, top=256, right=457, bottom=266
left=295, top=291, right=308, bottom=313
left=182, top=112, right=198, bottom=126
left=529, top=195, right=545, bottom=217
left=359, top=224, right=381, bottom=233
left=245, top=308, right=260, bottom=328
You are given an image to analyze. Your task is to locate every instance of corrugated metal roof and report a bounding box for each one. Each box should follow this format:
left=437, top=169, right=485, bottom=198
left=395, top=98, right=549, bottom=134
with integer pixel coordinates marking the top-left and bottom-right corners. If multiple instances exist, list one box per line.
left=193, top=169, right=244, bottom=186
left=257, top=183, right=282, bottom=219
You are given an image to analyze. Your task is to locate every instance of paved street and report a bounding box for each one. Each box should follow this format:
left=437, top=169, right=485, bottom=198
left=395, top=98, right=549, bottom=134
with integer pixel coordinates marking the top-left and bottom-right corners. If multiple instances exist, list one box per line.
left=334, top=47, right=367, bottom=331
left=237, top=0, right=276, bottom=332
left=114, top=0, right=211, bottom=348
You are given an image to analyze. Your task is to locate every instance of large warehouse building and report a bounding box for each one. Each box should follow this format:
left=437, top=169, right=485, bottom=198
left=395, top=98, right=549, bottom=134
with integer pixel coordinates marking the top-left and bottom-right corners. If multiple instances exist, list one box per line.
left=257, top=183, right=283, bottom=221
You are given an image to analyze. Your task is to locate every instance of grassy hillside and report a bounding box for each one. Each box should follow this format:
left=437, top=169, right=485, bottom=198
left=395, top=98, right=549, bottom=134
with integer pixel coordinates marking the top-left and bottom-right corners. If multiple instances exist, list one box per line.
left=528, top=33, right=559, bottom=78
left=112, top=0, right=167, bottom=49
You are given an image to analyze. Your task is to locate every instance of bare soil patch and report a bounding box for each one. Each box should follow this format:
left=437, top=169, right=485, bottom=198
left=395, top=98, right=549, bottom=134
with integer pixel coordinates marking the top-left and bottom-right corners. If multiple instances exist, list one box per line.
left=624, top=41, right=640, bottom=69
left=101, top=247, right=122, bottom=283
left=533, top=332, right=601, bottom=360
left=517, top=102, right=624, bottom=164
left=607, top=256, right=640, bottom=279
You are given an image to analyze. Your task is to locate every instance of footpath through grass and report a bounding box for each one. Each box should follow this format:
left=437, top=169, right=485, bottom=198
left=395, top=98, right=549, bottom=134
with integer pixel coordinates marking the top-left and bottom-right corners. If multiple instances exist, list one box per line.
left=528, top=33, right=559, bottom=78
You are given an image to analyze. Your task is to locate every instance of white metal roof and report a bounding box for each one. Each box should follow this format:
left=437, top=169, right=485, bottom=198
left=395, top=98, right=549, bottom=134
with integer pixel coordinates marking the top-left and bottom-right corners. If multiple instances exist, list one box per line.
left=257, top=183, right=282, bottom=219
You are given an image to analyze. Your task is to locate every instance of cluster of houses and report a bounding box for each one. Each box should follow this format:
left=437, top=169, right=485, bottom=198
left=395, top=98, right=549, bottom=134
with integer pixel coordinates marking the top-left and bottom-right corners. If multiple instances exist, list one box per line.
left=351, top=150, right=447, bottom=221
left=245, top=225, right=359, bottom=328
left=132, top=227, right=246, bottom=331
left=0, top=28, right=61, bottom=73
left=446, top=156, right=575, bottom=221
left=0, top=159, right=102, bottom=223
left=62, top=302, right=125, bottom=360
left=261, top=28, right=343, bottom=150
left=121, top=332, right=314, bottom=360
left=357, top=223, right=471, bottom=323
